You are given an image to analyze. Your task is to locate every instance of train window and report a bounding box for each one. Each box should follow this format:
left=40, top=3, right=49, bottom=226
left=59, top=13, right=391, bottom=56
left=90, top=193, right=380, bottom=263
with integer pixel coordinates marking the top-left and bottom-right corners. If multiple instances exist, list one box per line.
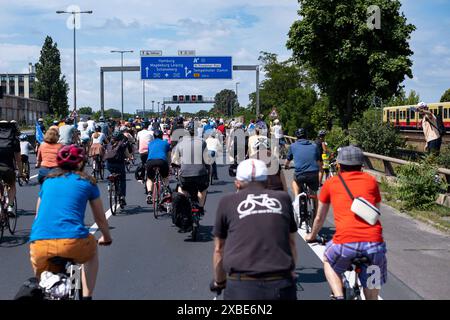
left=411, top=110, right=416, bottom=119
left=445, top=108, right=448, bottom=119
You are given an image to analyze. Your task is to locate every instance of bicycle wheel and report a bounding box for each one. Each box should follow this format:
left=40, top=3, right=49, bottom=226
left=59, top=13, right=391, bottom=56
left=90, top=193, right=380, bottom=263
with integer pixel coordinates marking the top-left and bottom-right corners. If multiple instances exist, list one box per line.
left=0, top=213, right=5, bottom=243
left=8, top=197, right=17, bottom=234
left=306, top=196, right=316, bottom=232
left=17, top=174, right=23, bottom=187
left=26, top=161, right=30, bottom=183
left=99, top=161, right=105, bottom=180
left=109, top=182, right=117, bottom=216
left=153, top=177, right=160, bottom=219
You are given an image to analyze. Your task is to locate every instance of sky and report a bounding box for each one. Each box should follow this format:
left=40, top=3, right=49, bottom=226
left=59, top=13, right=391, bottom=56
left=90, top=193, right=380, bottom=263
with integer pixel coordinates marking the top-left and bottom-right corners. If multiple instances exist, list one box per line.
left=0, top=0, right=449, bottom=114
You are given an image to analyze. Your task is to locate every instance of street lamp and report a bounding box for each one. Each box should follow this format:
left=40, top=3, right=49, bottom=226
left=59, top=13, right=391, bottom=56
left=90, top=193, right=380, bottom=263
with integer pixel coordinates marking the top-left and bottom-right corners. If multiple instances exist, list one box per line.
left=143, top=81, right=146, bottom=118
left=56, top=9, right=93, bottom=113
left=157, top=102, right=160, bottom=118
left=152, top=100, right=155, bottom=114
left=111, top=50, right=134, bottom=119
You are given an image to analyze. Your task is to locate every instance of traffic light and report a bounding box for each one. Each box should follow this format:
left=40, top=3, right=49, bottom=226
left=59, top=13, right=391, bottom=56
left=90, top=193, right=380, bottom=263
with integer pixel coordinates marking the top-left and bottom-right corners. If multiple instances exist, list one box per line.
left=172, top=95, right=178, bottom=102
left=185, top=95, right=190, bottom=102
left=179, top=95, right=184, bottom=102
left=191, top=95, right=197, bottom=102
left=198, top=95, right=203, bottom=102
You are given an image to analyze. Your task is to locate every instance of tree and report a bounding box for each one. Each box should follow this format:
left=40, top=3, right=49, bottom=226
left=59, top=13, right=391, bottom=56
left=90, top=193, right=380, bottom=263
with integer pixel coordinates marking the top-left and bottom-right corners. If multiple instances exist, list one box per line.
left=175, top=105, right=181, bottom=115
left=287, top=0, right=416, bottom=129
left=34, top=36, right=69, bottom=117
left=165, top=106, right=177, bottom=118
left=387, top=89, right=420, bottom=106
left=441, top=88, right=450, bottom=102
left=213, top=89, right=237, bottom=116
left=78, top=107, right=93, bottom=115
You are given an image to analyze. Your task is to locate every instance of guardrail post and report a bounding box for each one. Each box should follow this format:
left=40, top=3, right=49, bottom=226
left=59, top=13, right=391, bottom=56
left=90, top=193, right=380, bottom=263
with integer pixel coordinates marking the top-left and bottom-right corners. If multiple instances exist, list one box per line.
left=364, top=156, right=374, bottom=170
left=383, top=160, right=396, bottom=176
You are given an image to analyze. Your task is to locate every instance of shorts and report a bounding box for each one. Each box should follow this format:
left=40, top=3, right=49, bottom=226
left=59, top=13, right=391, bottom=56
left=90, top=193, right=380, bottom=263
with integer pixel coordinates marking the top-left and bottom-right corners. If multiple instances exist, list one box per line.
left=180, top=175, right=209, bottom=193
left=324, top=241, right=387, bottom=288
left=140, top=153, right=148, bottom=164
left=30, top=234, right=97, bottom=278
left=146, top=159, right=169, bottom=180
left=0, top=166, right=15, bottom=185
left=294, top=171, right=319, bottom=192
left=21, top=155, right=29, bottom=164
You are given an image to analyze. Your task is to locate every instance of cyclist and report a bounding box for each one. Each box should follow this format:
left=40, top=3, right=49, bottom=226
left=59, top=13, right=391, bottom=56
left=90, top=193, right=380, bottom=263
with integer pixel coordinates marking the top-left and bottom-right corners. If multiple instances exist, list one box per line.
left=29, top=145, right=112, bottom=300
left=19, top=134, right=33, bottom=180
left=121, top=126, right=136, bottom=163
left=171, top=121, right=209, bottom=214
left=248, top=125, right=268, bottom=158
left=137, top=123, right=153, bottom=164
left=305, top=146, right=386, bottom=300
left=36, top=128, right=63, bottom=185
left=79, top=122, right=92, bottom=153
left=86, top=116, right=96, bottom=132
left=270, top=119, right=284, bottom=158
left=97, top=116, right=110, bottom=137
left=211, top=159, right=298, bottom=300
left=58, top=118, right=77, bottom=146
left=0, top=121, right=22, bottom=216
left=89, top=126, right=107, bottom=170
left=104, top=131, right=132, bottom=207
left=205, top=131, right=222, bottom=181
left=284, top=128, right=321, bottom=198
left=315, top=130, right=330, bottom=185
left=146, top=129, right=171, bottom=204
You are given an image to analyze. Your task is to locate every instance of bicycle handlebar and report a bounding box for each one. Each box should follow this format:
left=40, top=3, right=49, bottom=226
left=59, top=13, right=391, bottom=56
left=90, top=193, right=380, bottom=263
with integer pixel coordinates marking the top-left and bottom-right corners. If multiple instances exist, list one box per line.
left=306, top=235, right=328, bottom=245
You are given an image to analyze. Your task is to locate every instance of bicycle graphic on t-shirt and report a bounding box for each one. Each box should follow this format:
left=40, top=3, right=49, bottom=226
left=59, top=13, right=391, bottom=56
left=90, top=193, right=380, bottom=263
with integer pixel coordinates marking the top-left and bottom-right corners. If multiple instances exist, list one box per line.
left=237, top=194, right=282, bottom=219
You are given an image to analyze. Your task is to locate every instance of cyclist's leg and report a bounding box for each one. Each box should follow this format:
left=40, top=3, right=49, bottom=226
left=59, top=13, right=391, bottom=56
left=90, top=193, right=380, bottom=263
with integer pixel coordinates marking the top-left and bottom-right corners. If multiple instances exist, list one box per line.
left=292, top=173, right=304, bottom=197
left=360, top=242, right=387, bottom=300
left=118, top=163, right=126, bottom=198
left=197, top=175, right=209, bottom=208
left=1, top=167, right=17, bottom=209
left=81, top=248, right=99, bottom=298
left=145, top=162, right=156, bottom=195
left=323, top=257, right=344, bottom=299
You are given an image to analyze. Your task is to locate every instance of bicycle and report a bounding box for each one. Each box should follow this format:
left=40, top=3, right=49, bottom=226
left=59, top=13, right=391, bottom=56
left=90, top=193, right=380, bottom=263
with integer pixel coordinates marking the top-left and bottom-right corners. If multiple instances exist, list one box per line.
left=107, top=173, right=121, bottom=215
left=293, top=183, right=316, bottom=233
left=125, top=157, right=134, bottom=173
left=17, top=157, right=30, bottom=186
left=0, top=179, right=18, bottom=242
left=329, top=159, right=338, bottom=178
left=308, top=237, right=373, bottom=300
left=41, top=256, right=83, bottom=300
left=147, top=167, right=169, bottom=219
left=92, top=155, right=105, bottom=180
left=186, top=188, right=203, bottom=241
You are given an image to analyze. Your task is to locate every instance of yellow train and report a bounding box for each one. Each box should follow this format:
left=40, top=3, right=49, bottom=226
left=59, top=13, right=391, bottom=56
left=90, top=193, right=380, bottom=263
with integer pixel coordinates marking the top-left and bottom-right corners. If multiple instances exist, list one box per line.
left=383, top=102, right=450, bottom=131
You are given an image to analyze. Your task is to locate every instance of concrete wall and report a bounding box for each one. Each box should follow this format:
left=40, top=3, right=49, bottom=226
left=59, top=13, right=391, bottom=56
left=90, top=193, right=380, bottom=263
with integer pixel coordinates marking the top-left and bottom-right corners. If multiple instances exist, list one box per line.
left=0, top=94, right=48, bottom=125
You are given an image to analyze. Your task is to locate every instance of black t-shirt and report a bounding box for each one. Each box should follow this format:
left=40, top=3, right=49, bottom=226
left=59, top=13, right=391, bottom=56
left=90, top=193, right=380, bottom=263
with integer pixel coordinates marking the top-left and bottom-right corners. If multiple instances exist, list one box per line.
left=315, top=138, right=323, bottom=156
left=214, top=184, right=297, bottom=276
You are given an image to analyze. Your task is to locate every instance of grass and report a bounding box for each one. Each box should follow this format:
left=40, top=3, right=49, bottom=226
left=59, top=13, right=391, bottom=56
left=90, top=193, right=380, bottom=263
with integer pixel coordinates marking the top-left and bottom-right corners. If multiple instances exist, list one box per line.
left=379, top=179, right=450, bottom=233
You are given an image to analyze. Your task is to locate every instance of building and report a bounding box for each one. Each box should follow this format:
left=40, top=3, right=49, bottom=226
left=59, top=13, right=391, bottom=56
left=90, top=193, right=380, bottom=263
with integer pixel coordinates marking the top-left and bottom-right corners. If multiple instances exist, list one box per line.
left=0, top=63, right=36, bottom=99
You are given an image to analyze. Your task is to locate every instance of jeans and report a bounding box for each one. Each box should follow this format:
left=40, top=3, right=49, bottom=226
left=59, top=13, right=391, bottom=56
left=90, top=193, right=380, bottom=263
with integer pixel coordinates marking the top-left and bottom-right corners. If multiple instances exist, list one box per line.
left=106, top=162, right=126, bottom=197
left=224, top=277, right=297, bottom=300
left=208, top=150, right=218, bottom=178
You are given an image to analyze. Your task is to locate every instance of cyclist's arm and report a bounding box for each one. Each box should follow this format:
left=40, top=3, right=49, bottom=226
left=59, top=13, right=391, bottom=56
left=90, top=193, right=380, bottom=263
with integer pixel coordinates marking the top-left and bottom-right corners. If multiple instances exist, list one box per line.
left=307, top=201, right=330, bottom=240
left=35, top=197, right=41, bottom=218
left=213, top=237, right=227, bottom=284
left=90, top=197, right=112, bottom=243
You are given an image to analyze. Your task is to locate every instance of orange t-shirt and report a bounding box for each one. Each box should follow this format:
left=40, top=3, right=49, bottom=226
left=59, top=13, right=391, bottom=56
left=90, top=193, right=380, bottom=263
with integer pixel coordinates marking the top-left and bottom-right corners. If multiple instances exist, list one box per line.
left=37, top=143, right=62, bottom=168
left=319, top=171, right=383, bottom=244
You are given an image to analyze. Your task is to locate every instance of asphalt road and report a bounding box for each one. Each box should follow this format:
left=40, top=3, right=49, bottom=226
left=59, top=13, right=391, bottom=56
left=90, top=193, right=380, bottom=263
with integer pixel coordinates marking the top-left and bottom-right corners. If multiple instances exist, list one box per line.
left=0, top=153, right=422, bottom=300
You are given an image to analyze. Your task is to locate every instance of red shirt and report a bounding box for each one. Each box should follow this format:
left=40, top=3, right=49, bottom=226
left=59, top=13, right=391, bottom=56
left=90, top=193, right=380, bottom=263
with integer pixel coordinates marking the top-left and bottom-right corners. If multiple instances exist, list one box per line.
left=217, top=124, right=225, bottom=135
left=319, top=171, right=383, bottom=244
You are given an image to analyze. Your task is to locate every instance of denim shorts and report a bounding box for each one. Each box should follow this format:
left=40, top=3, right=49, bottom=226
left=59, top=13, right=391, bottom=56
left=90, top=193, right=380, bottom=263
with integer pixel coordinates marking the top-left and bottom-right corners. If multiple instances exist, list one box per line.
left=324, top=241, right=387, bottom=288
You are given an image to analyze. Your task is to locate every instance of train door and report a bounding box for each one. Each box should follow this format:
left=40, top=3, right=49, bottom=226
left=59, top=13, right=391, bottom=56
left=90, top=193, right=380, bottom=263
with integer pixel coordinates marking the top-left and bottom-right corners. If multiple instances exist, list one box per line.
left=386, top=109, right=390, bottom=122
left=396, top=108, right=399, bottom=126
left=406, top=107, right=410, bottom=127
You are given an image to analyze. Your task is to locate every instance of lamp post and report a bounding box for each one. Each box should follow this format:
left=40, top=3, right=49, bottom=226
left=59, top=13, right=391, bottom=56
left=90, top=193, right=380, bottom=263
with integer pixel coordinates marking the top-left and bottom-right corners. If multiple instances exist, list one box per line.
left=152, top=100, right=155, bottom=114
left=111, top=50, right=134, bottom=119
left=56, top=9, right=93, bottom=112
left=143, top=81, right=146, bottom=118
left=157, top=101, right=160, bottom=118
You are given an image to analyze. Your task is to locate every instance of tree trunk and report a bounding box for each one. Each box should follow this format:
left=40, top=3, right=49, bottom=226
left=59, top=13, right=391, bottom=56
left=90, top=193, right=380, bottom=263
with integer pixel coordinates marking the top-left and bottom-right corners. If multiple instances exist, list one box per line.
left=342, top=89, right=353, bottom=130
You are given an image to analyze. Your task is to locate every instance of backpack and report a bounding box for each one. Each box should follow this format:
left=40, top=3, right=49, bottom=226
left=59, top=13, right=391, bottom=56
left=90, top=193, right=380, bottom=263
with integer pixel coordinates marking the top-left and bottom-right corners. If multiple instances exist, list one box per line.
left=436, top=116, right=446, bottom=136
left=103, top=142, right=124, bottom=162
left=0, top=122, right=19, bottom=152
left=171, top=191, right=192, bottom=230
left=14, top=277, right=44, bottom=300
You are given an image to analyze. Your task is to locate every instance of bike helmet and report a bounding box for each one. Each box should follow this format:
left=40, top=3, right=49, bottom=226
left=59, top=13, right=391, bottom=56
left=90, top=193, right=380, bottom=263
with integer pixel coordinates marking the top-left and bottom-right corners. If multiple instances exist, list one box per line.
left=53, top=120, right=59, bottom=125
left=120, top=126, right=128, bottom=132
left=295, top=128, right=306, bottom=139
left=38, top=118, right=44, bottom=123
left=153, top=129, right=163, bottom=139
left=57, top=144, right=85, bottom=170
left=19, top=134, right=28, bottom=141
left=318, top=130, right=327, bottom=137
left=65, top=117, right=74, bottom=125
left=99, top=116, right=105, bottom=122
left=112, top=130, right=124, bottom=141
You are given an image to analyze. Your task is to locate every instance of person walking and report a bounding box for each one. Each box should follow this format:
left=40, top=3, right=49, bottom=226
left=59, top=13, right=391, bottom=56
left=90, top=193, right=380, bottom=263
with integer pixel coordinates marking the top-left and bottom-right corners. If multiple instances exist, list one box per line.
left=417, top=102, right=442, bottom=155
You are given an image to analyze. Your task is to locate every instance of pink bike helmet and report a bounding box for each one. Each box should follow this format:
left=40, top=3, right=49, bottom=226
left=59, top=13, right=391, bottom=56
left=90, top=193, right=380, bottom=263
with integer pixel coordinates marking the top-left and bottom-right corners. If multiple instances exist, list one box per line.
left=57, top=144, right=85, bottom=170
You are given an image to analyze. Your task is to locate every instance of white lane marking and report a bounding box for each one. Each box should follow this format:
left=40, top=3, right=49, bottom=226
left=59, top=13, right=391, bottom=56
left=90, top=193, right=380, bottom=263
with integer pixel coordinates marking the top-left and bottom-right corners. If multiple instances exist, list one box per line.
left=30, top=174, right=38, bottom=179
left=89, top=205, right=119, bottom=234
left=296, top=225, right=383, bottom=300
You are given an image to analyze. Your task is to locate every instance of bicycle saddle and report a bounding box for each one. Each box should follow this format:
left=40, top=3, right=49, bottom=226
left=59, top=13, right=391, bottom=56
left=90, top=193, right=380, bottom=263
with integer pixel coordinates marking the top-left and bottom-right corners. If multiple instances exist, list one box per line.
left=107, top=174, right=120, bottom=181
left=48, top=256, right=74, bottom=267
left=351, top=256, right=371, bottom=266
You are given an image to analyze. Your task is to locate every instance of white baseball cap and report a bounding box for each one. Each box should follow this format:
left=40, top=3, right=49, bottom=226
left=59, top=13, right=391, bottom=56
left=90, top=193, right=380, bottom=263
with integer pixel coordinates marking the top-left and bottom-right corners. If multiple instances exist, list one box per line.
left=236, top=159, right=268, bottom=182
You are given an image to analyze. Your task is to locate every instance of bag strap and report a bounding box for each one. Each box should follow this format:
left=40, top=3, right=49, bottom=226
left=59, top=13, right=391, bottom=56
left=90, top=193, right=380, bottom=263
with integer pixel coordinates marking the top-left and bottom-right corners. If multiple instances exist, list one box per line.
left=338, top=174, right=355, bottom=201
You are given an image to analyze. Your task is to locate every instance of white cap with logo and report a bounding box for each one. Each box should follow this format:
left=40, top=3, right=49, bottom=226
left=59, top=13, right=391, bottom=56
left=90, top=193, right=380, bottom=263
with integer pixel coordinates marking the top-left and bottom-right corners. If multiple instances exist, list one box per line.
left=236, top=159, right=268, bottom=182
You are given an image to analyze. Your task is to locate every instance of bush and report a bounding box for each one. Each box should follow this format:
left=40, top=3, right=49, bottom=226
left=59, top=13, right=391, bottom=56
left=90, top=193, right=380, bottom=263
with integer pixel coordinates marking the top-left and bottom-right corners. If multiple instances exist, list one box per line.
left=396, top=161, right=447, bottom=210
left=326, top=126, right=351, bottom=153
left=350, top=108, right=405, bottom=156
left=436, top=145, right=450, bottom=169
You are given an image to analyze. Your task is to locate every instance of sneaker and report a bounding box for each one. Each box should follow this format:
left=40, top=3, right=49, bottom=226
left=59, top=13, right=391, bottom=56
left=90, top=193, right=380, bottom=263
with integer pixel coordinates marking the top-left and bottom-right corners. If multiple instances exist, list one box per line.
left=7, top=205, right=15, bottom=218
left=119, top=197, right=127, bottom=208
left=146, top=194, right=153, bottom=204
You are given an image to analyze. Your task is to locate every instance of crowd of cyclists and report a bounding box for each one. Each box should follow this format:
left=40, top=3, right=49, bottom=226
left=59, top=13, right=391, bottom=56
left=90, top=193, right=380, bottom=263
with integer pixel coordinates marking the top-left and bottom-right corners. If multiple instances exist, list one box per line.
left=0, top=108, right=389, bottom=301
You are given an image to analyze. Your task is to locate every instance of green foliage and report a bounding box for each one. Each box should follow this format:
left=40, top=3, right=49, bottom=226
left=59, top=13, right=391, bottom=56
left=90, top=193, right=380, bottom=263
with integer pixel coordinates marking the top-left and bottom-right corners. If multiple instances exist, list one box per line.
left=34, top=36, right=69, bottom=117
left=310, top=96, right=334, bottom=132
left=396, top=162, right=447, bottom=210
left=387, top=89, right=420, bottom=106
left=78, top=107, right=93, bottom=115
left=213, top=89, right=237, bottom=116
left=436, top=145, right=450, bottom=169
left=440, top=88, right=450, bottom=102
left=326, top=126, right=351, bottom=153
left=350, top=108, right=405, bottom=156
left=287, top=0, right=416, bottom=128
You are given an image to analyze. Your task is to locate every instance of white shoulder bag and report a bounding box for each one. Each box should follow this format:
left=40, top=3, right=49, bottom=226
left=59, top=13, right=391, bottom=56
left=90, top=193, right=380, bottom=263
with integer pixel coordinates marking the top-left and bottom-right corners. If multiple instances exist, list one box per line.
left=338, top=174, right=381, bottom=226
